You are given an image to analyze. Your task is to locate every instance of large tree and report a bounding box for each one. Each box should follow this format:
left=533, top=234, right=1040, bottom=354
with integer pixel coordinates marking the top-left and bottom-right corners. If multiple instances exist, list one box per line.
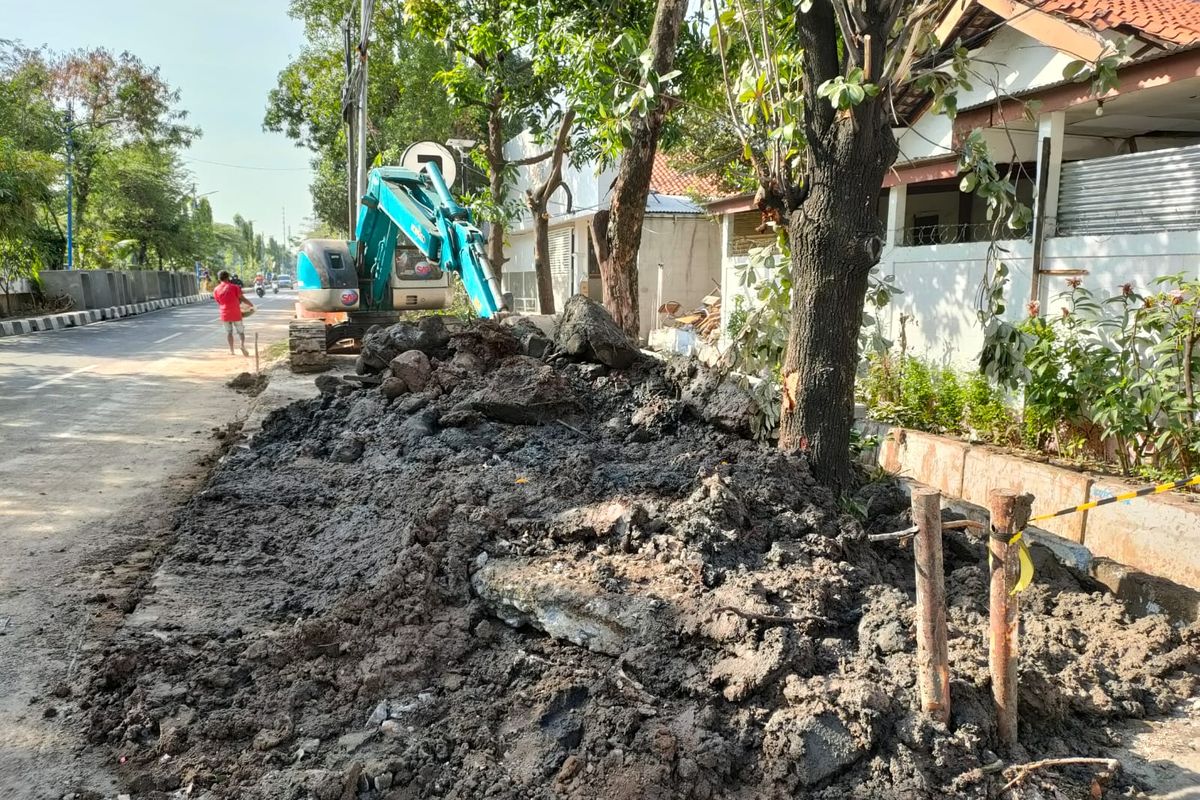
left=90, top=143, right=193, bottom=267
left=47, top=47, right=197, bottom=266
left=707, top=0, right=1068, bottom=487
left=590, top=0, right=689, bottom=337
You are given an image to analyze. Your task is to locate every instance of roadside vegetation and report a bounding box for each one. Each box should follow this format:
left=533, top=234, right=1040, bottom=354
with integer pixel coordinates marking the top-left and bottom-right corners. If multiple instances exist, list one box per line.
left=0, top=42, right=289, bottom=315
left=858, top=276, right=1200, bottom=482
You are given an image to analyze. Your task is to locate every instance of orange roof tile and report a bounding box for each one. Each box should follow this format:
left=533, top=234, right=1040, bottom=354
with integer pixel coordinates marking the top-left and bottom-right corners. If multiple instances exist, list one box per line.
left=650, top=154, right=724, bottom=199
left=1032, top=0, right=1200, bottom=46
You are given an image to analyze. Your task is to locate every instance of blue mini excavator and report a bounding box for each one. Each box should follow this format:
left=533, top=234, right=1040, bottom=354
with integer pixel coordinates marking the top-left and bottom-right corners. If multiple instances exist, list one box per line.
left=293, top=161, right=510, bottom=350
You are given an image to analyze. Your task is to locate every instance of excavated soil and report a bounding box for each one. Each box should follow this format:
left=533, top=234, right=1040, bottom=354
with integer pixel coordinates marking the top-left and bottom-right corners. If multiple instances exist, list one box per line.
left=77, top=312, right=1198, bottom=799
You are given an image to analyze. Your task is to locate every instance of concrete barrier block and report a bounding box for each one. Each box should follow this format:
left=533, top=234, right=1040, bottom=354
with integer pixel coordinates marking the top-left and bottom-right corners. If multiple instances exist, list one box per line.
left=961, top=448, right=1091, bottom=542
left=880, top=429, right=967, bottom=498
left=1084, top=478, right=1200, bottom=590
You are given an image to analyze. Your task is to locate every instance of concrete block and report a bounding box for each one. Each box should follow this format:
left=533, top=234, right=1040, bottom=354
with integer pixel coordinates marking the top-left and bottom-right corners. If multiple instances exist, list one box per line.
left=1084, top=478, right=1200, bottom=591
left=0, top=321, right=12, bottom=336
left=89, top=310, right=100, bottom=322
left=39, top=271, right=87, bottom=310
left=961, top=448, right=1091, bottom=542
left=880, top=429, right=967, bottom=498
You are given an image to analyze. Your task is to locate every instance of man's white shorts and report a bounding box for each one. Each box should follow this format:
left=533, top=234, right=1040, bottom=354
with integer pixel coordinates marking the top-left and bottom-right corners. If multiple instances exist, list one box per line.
left=223, top=320, right=245, bottom=335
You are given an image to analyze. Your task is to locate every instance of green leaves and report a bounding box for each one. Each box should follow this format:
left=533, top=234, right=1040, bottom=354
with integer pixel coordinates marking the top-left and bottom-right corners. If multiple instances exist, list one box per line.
left=817, top=68, right=880, bottom=111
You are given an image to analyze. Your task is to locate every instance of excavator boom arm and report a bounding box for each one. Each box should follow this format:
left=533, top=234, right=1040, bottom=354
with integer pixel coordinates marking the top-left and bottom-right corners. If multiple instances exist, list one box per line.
left=355, top=164, right=506, bottom=317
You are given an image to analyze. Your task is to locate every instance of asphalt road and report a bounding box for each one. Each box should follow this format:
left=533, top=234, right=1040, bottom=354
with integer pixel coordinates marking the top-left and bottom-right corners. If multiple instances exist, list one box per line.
left=0, top=291, right=295, bottom=797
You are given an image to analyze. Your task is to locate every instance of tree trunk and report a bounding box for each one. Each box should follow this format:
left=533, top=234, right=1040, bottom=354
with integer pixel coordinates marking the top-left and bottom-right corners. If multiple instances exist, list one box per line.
left=531, top=218, right=556, bottom=314
left=599, top=0, right=688, bottom=339
left=780, top=136, right=896, bottom=487
left=775, top=0, right=899, bottom=490
left=527, top=110, right=576, bottom=316
left=485, top=93, right=508, bottom=282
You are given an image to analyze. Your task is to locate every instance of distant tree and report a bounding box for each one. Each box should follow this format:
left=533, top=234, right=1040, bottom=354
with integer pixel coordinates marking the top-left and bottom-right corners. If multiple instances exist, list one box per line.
left=44, top=47, right=198, bottom=266
left=90, top=144, right=192, bottom=268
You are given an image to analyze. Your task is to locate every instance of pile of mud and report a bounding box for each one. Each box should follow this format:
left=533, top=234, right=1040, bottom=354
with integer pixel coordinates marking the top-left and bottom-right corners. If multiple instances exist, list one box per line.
left=79, top=299, right=1197, bottom=799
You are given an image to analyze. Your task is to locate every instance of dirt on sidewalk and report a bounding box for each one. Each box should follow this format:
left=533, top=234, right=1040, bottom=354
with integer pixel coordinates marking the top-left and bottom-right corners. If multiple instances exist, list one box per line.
left=69, top=300, right=1198, bottom=799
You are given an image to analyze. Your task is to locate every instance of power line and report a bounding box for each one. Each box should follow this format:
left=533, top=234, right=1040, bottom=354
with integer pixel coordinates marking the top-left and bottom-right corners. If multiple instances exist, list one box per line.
left=182, top=156, right=312, bottom=172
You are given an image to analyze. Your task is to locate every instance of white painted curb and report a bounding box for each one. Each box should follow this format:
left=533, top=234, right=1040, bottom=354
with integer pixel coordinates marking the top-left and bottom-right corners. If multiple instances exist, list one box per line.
left=0, top=293, right=212, bottom=339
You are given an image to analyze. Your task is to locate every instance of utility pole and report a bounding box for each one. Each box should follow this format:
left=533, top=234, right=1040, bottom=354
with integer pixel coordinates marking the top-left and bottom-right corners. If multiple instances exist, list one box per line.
left=341, top=10, right=356, bottom=234
left=65, top=102, right=74, bottom=270
left=356, top=0, right=373, bottom=209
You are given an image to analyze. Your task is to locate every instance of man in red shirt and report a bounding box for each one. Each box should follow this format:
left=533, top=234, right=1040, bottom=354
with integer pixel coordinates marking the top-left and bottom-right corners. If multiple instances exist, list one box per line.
left=213, top=270, right=254, bottom=356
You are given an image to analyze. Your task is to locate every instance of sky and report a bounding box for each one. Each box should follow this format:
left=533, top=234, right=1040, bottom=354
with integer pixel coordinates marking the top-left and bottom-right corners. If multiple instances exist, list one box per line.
left=1, top=0, right=315, bottom=245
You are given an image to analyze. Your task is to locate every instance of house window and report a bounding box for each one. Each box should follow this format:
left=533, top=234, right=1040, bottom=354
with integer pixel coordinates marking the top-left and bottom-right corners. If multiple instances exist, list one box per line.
left=911, top=214, right=941, bottom=245
left=504, top=271, right=540, bottom=314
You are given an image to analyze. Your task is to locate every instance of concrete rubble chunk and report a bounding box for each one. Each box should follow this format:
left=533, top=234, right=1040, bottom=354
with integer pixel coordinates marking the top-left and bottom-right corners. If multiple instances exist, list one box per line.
left=553, top=295, right=639, bottom=369
left=471, top=558, right=663, bottom=656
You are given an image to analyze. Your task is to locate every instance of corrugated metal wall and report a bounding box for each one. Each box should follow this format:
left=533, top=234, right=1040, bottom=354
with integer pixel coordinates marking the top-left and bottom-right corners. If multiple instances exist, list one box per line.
left=549, top=228, right=573, bottom=307
left=1056, top=143, right=1200, bottom=236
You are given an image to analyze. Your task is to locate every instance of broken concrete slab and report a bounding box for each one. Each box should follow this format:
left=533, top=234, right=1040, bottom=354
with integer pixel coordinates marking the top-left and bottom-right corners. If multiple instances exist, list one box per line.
left=471, top=558, right=664, bottom=656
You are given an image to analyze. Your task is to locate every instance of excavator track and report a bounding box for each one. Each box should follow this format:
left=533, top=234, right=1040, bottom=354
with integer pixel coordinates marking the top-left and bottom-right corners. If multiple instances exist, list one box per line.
left=288, top=319, right=329, bottom=373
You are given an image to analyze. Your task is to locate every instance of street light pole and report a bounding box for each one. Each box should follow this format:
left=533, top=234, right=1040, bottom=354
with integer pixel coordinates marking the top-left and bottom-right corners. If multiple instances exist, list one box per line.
left=65, top=103, right=74, bottom=270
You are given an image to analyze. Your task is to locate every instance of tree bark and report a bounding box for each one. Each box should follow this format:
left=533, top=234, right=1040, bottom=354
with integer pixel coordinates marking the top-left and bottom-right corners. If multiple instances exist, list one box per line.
left=778, top=0, right=898, bottom=490
left=485, top=90, right=508, bottom=282
left=527, top=110, right=576, bottom=316
left=599, top=0, right=688, bottom=339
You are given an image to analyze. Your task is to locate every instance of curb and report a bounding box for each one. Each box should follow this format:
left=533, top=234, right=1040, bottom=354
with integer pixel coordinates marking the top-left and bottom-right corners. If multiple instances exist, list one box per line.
left=0, top=294, right=212, bottom=339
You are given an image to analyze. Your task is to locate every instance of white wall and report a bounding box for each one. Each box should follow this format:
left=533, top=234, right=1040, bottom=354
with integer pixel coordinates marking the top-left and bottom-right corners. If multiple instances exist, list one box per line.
left=895, top=26, right=1085, bottom=163
left=876, top=230, right=1200, bottom=368
left=504, top=132, right=616, bottom=231
left=879, top=239, right=1034, bottom=368
left=637, top=216, right=722, bottom=338
left=1041, top=231, right=1200, bottom=302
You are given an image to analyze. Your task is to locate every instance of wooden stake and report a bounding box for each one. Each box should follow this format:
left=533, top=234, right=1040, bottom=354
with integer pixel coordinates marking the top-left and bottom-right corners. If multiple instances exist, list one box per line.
left=254, top=332, right=260, bottom=374
left=912, top=488, right=950, bottom=724
left=988, top=489, right=1019, bottom=750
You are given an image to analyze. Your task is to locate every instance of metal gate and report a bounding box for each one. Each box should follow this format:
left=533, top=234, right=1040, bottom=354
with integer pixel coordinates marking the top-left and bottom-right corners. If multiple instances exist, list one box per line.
left=1056, top=143, right=1200, bottom=236
left=549, top=227, right=573, bottom=308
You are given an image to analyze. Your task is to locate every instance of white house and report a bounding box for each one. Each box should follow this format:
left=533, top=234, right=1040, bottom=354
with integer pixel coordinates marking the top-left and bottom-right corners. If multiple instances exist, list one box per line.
left=500, top=135, right=723, bottom=339
left=714, top=0, right=1200, bottom=366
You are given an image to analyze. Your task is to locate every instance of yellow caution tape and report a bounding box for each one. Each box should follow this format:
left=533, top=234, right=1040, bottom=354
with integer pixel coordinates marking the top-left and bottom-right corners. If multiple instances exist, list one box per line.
left=1006, top=474, right=1200, bottom=594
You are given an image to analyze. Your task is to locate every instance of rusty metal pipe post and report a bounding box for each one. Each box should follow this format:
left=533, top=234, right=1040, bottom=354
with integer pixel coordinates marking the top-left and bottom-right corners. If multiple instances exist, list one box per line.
left=912, top=488, right=950, bottom=724
left=988, top=489, right=1020, bottom=750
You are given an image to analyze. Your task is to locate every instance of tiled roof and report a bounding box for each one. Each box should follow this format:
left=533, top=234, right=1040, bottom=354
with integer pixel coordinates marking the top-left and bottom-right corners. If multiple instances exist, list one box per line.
left=650, top=154, right=724, bottom=199
left=1033, top=0, right=1200, bottom=46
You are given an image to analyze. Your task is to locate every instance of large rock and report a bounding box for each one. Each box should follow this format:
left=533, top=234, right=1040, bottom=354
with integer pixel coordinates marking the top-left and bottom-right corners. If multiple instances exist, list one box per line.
left=389, top=349, right=432, bottom=392
left=360, top=317, right=450, bottom=373
left=503, top=316, right=553, bottom=359
left=553, top=295, right=639, bottom=369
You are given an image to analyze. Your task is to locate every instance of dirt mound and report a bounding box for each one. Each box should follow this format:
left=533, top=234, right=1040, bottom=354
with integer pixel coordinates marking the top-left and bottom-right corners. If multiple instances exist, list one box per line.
left=226, top=371, right=267, bottom=396
left=78, top=318, right=1198, bottom=800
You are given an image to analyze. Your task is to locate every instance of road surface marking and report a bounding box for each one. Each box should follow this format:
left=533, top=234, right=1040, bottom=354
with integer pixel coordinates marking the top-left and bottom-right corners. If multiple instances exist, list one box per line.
left=26, top=364, right=99, bottom=391
left=154, top=332, right=185, bottom=344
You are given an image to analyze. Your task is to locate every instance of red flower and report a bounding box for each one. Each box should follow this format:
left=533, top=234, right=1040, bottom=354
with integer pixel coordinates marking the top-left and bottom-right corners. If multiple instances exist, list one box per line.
left=1026, top=300, right=1040, bottom=317
left=1169, top=289, right=1186, bottom=305
left=1120, top=282, right=1134, bottom=297
left=1066, top=277, right=1083, bottom=289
